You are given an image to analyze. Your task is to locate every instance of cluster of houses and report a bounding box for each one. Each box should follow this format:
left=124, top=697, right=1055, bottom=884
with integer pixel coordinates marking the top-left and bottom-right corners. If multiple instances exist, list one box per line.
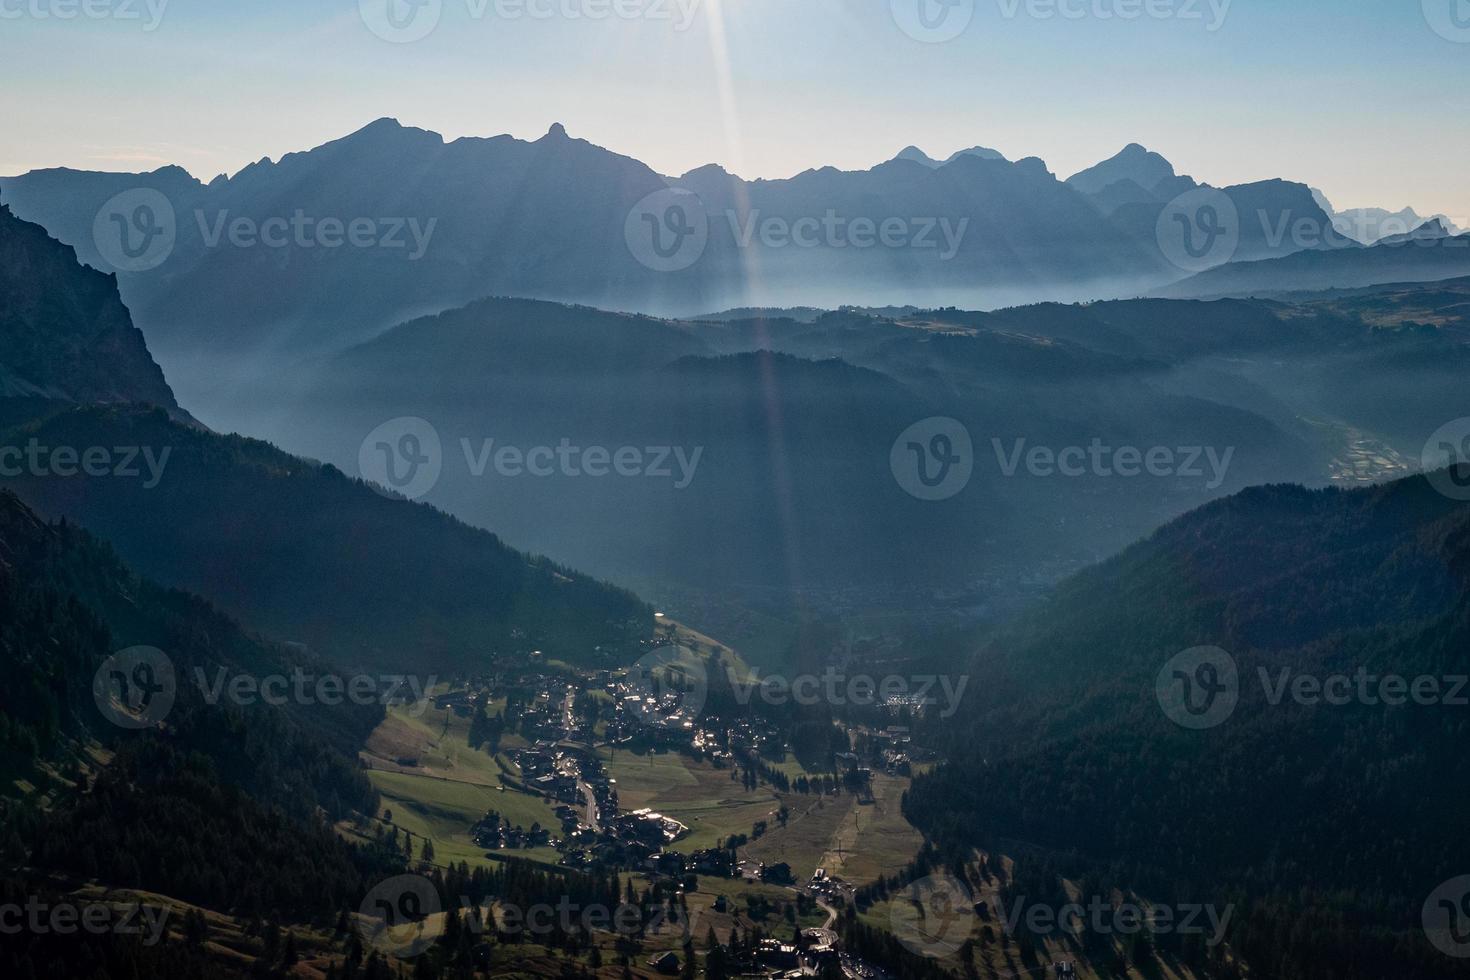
left=471, top=814, right=551, bottom=851
left=805, top=867, right=854, bottom=904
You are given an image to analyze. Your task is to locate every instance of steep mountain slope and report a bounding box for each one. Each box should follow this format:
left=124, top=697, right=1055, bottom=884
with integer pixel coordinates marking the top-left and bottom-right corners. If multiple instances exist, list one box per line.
left=908, top=473, right=1470, bottom=979
left=0, top=202, right=175, bottom=407
left=0, top=402, right=650, bottom=671
left=0, top=180, right=651, bottom=672
left=0, top=487, right=403, bottom=973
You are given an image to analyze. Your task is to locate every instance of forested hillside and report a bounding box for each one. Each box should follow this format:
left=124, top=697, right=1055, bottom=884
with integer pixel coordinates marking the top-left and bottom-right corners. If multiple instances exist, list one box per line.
left=907, top=472, right=1470, bottom=979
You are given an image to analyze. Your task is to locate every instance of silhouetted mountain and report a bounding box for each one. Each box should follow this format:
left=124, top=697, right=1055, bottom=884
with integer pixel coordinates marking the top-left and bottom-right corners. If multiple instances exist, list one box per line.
left=908, top=471, right=1470, bottom=980
left=0, top=119, right=1289, bottom=365
left=2, top=120, right=682, bottom=355
left=665, top=148, right=1170, bottom=310
left=3, top=120, right=1408, bottom=374
left=1376, top=217, right=1453, bottom=245
left=1066, top=142, right=1179, bottom=195
left=1158, top=231, right=1470, bottom=299
left=1108, top=177, right=1345, bottom=265
left=1313, top=188, right=1465, bottom=244
left=0, top=201, right=176, bottom=407
left=893, top=144, right=1008, bottom=167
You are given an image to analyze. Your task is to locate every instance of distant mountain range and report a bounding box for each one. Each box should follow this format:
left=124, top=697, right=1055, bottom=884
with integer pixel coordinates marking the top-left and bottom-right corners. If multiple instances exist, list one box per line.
left=0, top=122, right=1382, bottom=361
left=1157, top=225, right=1470, bottom=300
left=893, top=144, right=1008, bottom=167
left=1312, top=187, right=1465, bottom=244
left=252, top=280, right=1470, bottom=615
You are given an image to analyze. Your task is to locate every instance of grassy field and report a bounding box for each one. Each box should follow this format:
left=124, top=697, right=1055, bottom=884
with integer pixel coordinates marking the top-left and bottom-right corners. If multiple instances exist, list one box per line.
left=361, top=697, right=566, bottom=871
left=818, top=772, right=924, bottom=885
left=368, top=769, right=562, bottom=869
left=600, top=748, right=780, bottom=851
left=763, top=750, right=831, bottom=781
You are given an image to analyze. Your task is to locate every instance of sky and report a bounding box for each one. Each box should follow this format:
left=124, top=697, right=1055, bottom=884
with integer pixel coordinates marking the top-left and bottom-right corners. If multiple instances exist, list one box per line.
left=3, top=0, right=1469, bottom=221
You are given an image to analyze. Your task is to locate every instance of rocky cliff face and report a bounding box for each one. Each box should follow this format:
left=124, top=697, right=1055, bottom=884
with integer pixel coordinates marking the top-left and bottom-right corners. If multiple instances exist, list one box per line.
left=0, top=200, right=177, bottom=407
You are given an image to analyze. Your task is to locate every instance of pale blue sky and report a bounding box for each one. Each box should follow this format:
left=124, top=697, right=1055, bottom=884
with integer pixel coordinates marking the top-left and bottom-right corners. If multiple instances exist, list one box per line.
left=3, top=0, right=1468, bottom=219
